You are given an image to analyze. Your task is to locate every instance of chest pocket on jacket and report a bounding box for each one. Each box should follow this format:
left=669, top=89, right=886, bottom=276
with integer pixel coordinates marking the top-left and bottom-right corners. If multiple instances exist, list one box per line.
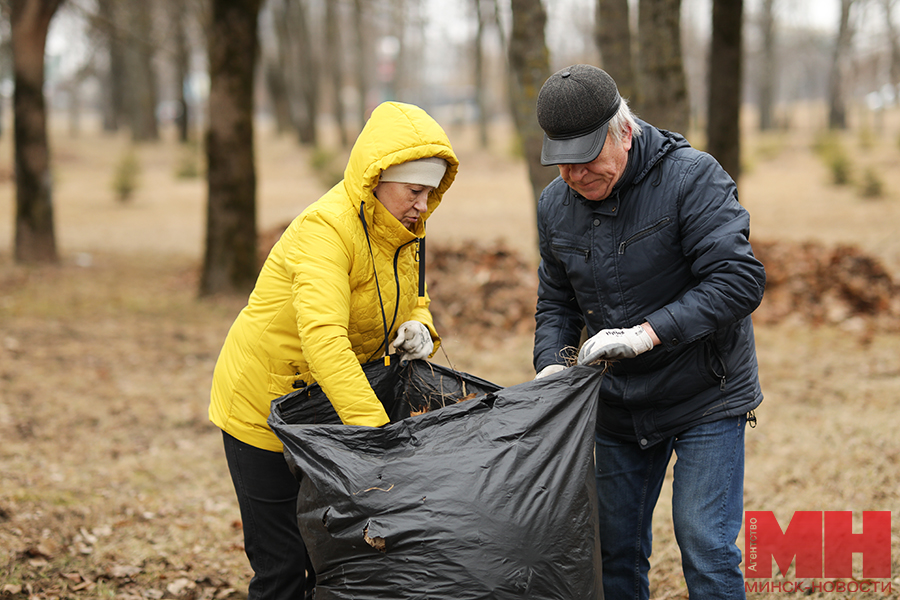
left=551, top=241, right=591, bottom=262
left=614, top=217, right=687, bottom=291
left=550, top=237, right=594, bottom=291
left=617, top=217, right=672, bottom=255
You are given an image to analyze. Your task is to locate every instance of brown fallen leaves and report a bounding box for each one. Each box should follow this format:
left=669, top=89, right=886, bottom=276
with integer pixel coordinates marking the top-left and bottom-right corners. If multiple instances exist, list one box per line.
left=260, top=228, right=900, bottom=338
left=425, top=238, right=900, bottom=336
left=752, top=240, right=900, bottom=330
left=426, top=242, right=539, bottom=345
left=258, top=226, right=900, bottom=338
left=424, top=238, right=900, bottom=348
left=362, top=526, right=386, bottom=552
left=409, top=392, right=478, bottom=417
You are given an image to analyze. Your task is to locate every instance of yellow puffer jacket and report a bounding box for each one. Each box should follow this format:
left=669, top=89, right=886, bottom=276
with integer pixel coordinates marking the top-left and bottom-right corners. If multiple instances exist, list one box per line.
left=209, top=101, right=459, bottom=452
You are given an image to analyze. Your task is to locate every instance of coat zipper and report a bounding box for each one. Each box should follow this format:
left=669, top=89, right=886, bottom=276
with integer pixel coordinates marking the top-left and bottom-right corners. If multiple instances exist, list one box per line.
left=617, top=217, right=671, bottom=254
left=551, top=243, right=591, bottom=262
left=708, top=339, right=728, bottom=391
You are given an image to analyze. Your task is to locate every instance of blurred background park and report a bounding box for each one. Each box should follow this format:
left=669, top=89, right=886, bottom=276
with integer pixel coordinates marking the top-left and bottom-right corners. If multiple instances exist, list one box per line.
left=1, top=0, right=900, bottom=599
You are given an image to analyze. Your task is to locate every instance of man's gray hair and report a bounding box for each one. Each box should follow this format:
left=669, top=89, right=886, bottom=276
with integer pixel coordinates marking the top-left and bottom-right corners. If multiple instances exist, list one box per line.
left=608, top=98, right=642, bottom=146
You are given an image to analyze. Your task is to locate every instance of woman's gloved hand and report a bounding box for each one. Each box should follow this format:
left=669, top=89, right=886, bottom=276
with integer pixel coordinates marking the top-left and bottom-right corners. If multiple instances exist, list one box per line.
left=390, top=321, right=434, bottom=362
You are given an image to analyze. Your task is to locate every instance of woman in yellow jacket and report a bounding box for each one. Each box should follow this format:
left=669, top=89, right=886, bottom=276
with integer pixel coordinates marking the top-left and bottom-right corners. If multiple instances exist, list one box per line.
left=209, top=101, right=459, bottom=600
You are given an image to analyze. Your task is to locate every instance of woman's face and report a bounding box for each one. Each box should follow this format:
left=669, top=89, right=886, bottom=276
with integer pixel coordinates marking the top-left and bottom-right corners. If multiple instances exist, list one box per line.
left=373, top=181, right=433, bottom=231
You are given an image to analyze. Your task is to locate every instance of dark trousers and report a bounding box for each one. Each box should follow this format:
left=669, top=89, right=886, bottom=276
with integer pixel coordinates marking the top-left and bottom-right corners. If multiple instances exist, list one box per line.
left=222, top=431, right=315, bottom=600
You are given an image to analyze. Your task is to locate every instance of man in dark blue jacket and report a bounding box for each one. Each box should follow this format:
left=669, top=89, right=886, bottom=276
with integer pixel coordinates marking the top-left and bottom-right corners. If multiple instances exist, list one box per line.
left=532, top=64, right=765, bottom=600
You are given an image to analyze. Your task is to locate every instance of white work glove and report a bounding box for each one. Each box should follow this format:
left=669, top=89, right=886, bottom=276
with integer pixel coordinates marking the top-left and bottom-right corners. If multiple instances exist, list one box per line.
left=577, top=325, right=654, bottom=365
left=534, top=364, right=566, bottom=380
left=390, top=321, right=433, bottom=362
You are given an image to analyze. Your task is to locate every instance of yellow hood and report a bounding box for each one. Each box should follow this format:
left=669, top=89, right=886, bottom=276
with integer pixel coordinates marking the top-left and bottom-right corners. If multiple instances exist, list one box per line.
left=344, top=101, right=459, bottom=236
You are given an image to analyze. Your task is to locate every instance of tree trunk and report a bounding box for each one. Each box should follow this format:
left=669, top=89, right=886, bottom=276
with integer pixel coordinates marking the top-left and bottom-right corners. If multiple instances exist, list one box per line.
left=397, top=0, right=412, bottom=99
left=270, top=0, right=319, bottom=144
left=64, top=64, right=92, bottom=137
left=637, top=0, right=688, bottom=133
left=352, top=0, right=369, bottom=129
left=707, top=0, right=742, bottom=182
left=757, top=0, right=776, bottom=131
left=508, top=0, right=555, bottom=210
left=595, top=0, right=637, bottom=105
left=125, top=1, right=159, bottom=142
left=96, top=0, right=126, bottom=132
left=474, top=0, right=489, bottom=147
left=0, top=1, right=9, bottom=139
left=269, top=0, right=295, bottom=134
left=290, top=0, right=318, bottom=146
left=200, top=0, right=263, bottom=297
left=325, top=0, right=348, bottom=147
left=11, top=0, right=64, bottom=264
left=265, top=60, right=293, bottom=134
left=828, top=0, right=854, bottom=130
left=884, top=0, right=900, bottom=90
left=487, top=0, right=511, bottom=130
left=172, top=0, right=191, bottom=143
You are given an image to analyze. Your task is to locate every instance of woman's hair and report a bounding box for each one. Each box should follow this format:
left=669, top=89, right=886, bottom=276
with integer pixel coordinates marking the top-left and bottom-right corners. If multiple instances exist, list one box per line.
left=608, top=97, right=642, bottom=146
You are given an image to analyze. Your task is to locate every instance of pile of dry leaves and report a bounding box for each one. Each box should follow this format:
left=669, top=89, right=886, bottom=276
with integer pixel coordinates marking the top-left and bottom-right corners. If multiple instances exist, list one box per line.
left=425, top=241, right=538, bottom=344
left=425, top=238, right=900, bottom=336
left=261, top=225, right=900, bottom=338
left=752, top=240, right=900, bottom=329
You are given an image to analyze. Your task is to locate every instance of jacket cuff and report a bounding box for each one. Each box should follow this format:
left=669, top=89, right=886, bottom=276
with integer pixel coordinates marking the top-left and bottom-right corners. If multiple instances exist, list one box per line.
left=645, top=308, right=682, bottom=350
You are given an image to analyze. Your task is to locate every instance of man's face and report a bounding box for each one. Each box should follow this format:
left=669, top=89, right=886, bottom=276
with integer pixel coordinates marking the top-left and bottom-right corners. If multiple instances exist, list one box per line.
left=373, top=181, right=433, bottom=231
left=557, top=125, right=632, bottom=201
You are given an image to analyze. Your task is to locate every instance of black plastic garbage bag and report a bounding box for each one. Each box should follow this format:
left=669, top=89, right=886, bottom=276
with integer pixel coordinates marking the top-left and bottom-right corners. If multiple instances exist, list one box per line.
left=271, top=359, right=503, bottom=425
left=268, top=361, right=605, bottom=600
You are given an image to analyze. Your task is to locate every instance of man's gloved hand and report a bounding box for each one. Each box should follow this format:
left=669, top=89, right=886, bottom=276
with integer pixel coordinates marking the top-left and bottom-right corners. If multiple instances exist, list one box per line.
left=534, top=364, right=566, bottom=380
left=577, top=325, right=654, bottom=365
left=390, top=321, right=434, bottom=362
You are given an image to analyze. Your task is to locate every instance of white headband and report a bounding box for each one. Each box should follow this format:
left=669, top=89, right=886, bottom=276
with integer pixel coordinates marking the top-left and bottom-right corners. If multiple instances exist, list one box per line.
left=379, top=157, right=448, bottom=188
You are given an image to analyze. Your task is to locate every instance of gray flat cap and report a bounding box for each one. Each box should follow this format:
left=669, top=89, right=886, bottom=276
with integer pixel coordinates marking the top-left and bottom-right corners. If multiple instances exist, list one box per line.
left=537, top=65, right=621, bottom=165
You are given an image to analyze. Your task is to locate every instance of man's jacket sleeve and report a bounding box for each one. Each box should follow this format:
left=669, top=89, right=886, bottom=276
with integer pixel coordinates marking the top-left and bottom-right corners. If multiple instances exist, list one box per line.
left=643, top=153, right=766, bottom=349
left=533, top=190, right=586, bottom=372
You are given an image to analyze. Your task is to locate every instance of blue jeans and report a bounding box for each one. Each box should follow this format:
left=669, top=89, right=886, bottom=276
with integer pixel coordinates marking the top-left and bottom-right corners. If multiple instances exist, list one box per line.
left=595, top=415, right=746, bottom=600
left=222, top=431, right=315, bottom=600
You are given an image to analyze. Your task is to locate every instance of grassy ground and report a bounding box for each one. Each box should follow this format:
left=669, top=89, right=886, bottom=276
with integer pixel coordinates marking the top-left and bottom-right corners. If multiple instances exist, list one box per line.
left=1, top=109, right=900, bottom=599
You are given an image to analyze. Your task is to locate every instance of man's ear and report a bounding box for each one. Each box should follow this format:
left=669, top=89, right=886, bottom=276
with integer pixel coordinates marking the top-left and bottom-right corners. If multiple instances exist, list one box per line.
left=622, top=123, right=634, bottom=151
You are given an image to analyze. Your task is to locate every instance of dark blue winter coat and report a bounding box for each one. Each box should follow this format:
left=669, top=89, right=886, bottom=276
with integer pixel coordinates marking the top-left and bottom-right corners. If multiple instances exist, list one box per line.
left=533, top=121, right=766, bottom=448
